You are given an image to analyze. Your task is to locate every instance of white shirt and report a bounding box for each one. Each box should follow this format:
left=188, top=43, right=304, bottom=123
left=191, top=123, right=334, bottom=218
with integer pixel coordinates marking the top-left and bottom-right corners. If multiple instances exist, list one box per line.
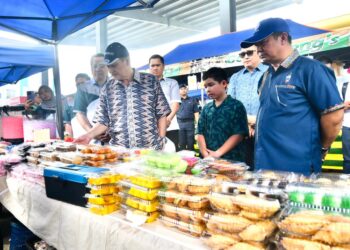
left=160, top=77, right=181, bottom=131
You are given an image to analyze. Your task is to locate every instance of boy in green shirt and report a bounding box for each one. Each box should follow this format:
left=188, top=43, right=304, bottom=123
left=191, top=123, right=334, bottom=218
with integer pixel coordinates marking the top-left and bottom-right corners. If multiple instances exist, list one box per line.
left=197, top=67, right=249, bottom=161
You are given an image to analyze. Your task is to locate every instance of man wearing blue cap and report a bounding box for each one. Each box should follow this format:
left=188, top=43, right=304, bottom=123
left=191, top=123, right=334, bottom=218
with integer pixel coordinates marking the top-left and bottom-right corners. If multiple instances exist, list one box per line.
left=241, top=18, right=344, bottom=174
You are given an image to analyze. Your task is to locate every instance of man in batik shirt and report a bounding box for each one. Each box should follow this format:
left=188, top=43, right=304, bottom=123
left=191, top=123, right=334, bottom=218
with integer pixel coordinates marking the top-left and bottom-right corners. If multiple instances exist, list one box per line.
left=74, top=42, right=171, bottom=150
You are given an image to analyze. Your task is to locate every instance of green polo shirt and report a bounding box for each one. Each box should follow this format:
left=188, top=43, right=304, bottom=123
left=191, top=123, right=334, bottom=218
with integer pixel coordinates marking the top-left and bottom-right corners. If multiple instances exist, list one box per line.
left=197, top=95, right=248, bottom=161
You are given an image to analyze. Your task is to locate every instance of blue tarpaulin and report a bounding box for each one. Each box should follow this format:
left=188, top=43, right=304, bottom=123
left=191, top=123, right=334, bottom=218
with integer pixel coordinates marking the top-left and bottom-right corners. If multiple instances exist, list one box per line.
left=0, top=0, right=141, bottom=42
left=139, top=19, right=329, bottom=70
left=0, top=38, right=55, bottom=86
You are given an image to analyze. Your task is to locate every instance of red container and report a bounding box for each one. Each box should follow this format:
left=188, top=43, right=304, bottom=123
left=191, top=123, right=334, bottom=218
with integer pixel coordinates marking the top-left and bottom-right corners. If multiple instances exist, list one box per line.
left=1, top=116, right=24, bottom=139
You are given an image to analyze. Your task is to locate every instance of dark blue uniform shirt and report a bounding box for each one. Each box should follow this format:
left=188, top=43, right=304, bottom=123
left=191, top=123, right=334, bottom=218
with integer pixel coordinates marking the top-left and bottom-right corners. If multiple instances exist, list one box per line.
left=255, top=50, right=343, bottom=174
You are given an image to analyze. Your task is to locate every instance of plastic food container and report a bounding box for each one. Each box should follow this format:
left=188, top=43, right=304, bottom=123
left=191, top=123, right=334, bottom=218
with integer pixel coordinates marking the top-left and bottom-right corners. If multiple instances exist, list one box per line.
left=87, top=184, right=119, bottom=195
left=144, top=151, right=188, bottom=173
left=54, top=142, right=76, bottom=152
left=88, top=203, right=119, bottom=215
left=88, top=173, right=122, bottom=185
left=160, top=203, right=205, bottom=223
left=120, top=180, right=158, bottom=201
left=129, top=175, right=161, bottom=189
left=277, top=206, right=350, bottom=248
left=39, top=152, right=58, bottom=162
left=159, top=215, right=205, bottom=237
left=158, top=190, right=209, bottom=210
left=120, top=192, right=159, bottom=212
left=86, top=194, right=120, bottom=205
left=57, top=152, right=83, bottom=165
left=208, top=159, right=249, bottom=181
left=162, top=175, right=214, bottom=194
left=120, top=204, right=159, bottom=224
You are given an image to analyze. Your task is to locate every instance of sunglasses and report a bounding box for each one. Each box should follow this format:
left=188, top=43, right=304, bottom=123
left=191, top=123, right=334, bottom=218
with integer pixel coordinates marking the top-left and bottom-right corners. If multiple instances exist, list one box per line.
left=238, top=50, right=256, bottom=58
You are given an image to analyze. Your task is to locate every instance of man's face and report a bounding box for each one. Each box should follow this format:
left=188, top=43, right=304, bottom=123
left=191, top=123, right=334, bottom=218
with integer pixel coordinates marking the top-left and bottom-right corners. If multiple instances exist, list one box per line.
left=75, top=77, right=88, bottom=86
left=149, top=58, right=164, bottom=78
left=179, top=86, right=188, bottom=96
left=239, top=45, right=260, bottom=70
left=256, top=35, right=282, bottom=64
left=204, top=78, right=227, bottom=100
left=91, top=56, right=108, bottom=82
left=107, top=59, right=130, bottom=80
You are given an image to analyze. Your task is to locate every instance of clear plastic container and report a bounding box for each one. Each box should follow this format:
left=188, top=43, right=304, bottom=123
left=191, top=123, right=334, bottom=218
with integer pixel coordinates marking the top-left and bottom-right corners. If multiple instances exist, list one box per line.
left=128, top=175, right=161, bottom=189
left=120, top=180, right=158, bottom=201
left=87, top=184, right=119, bottom=195
left=86, top=194, right=121, bottom=205
left=39, top=152, right=58, bottom=162
left=161, top=175, right=214, bottom=194
left=120, top=204, right=159, bottom=223
left=158, top=190, right=209, bottom=210
left=159, top=215, right=205, bottom=237
left=277, top=206, right=350, bottom=247
left=160, top=203, right=205, bottom=223
left=57, top=152, right=83, bottom=165
left=87, top=203, right=119, bottom=215
left=120, top=192, right=159, bottom=212
left=207, top=159, right=249, bottom=181
left=54, top=142, right=77, bottom=152
left=88, top=173, right=122, bottom=185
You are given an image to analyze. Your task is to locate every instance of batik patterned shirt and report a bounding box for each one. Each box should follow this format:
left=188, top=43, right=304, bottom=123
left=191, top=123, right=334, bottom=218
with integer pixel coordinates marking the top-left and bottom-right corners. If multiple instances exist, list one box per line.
left=197, top=95, right=249, bottom=161
left=94, top=70, right=171, bottom=149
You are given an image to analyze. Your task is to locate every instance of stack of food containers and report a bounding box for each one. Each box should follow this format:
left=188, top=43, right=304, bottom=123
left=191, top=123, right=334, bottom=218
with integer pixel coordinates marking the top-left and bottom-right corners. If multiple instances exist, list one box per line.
left=158, top=175, right=214, bottom=237
left=86, top=173, right=122, bottom=215
left=79, top=146, right=118, bottom=167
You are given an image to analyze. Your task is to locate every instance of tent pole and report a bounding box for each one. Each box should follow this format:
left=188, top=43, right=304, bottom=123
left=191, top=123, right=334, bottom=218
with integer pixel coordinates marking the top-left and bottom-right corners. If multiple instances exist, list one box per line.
left=53, top=43, right=64, bottom=139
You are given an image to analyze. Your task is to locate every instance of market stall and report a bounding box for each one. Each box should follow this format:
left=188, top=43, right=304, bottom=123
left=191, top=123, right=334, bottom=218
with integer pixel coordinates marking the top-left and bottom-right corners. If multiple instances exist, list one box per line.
left=0, top=141, right=349, bottom=250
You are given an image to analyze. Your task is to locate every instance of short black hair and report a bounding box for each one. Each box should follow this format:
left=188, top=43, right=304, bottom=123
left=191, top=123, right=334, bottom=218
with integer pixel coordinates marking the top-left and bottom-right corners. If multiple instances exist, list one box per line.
left=149, top=54, right=164, bottom=65
left=316, top=56, right=332, bottom=65
left=75, top=73, right=90, bottom=81
left=38, top=85, right=54, bottom=95
left=203, top=67, right=228, bottom=83
left=90, top=53, right=105, bottom=66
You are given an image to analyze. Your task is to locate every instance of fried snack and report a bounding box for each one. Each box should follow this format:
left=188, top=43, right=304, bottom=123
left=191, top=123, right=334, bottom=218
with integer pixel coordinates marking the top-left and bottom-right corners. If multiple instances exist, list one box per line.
left=188, top=185, right=210, bottom=194
left=188, top=199, right=209, bottom=210
left=239, top=210, right=270, bottom=221
left=239, top=220, right=276, bottom=241
left=278, top=212, right=329, bottom=236
left=227, top=242, right=264, bottom=250
left=233, top=194, right=280, bottom=217
left=203, top=234, right=238, bottom=250
left=207, top=214, right=253, bottom=233
left=208, top=194, right=240, bottom=214
left=161, top=204, right=178, bottom=219
left=312, top=223, right=350, bottom=245
left=206, top=228, right=241, bottom=241
left=281, top=237, right=331, bottom=250
left=332, top=245, right=350, bottom=250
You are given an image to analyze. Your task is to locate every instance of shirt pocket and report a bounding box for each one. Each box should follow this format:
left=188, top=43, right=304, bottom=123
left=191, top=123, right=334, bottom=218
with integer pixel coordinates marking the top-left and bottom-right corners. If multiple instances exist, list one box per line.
left=274, top=84, right=297, bottom=107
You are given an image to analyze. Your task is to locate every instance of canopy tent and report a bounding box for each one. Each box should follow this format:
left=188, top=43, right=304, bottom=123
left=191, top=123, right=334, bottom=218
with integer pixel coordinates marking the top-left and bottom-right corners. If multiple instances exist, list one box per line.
left=0, top=0, right=159, bottom=138
left=139, top=19, right=329, bottom=70
left=0, top=38, right=54, bottom=86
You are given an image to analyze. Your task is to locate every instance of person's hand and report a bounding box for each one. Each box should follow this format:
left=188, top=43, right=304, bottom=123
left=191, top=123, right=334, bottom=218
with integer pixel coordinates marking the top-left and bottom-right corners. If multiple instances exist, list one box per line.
left=207, top=149, right=222, bottom=158
left=96, top=132, right=110, bottom=143
left=73, top=133, right=93, bottom=145
left=24, top=100, right=34, bottom=110
left=344, top=101, right=350, bottom=110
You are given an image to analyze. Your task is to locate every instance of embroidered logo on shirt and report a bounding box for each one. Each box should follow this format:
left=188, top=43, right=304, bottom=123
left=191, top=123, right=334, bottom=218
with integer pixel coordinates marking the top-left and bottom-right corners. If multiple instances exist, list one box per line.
left=285, top=73, right=292, bottom=83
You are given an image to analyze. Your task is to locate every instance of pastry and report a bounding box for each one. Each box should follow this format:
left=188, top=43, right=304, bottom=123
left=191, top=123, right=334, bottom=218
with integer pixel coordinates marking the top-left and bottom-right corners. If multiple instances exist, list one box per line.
left=227, top=242, right=264, bottom=250
left=233, top=194, right=280, bottom=217
left=203, top=234, right=238, bottom=250
left=281, top=237, right=331, bottom=250
left=239, top=220, right=276, bottom=241
left=209, top=194, right=240, bottom=214
left=239, top=210, right=270, bottom=221
left=188, top=199, right=209, bottom=210
left=188, top=185, right=210, bottom=194
left=278, top=211, right=329, bottom=236
left=312, top=222, right=350, bottom=245
left=207, top=214, right=253, bottom=233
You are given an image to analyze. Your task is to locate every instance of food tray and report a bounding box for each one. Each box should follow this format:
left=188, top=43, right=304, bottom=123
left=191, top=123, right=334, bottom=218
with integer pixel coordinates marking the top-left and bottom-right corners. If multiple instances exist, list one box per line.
left=87, top=203, right=119, bottom=215
left=160, top=203, right=205, bottom=223
left=120, top=180, right=158, bottom=201
left=158, top=190, right=209, bottom=210
left=162, top=175, right=215, bottom=194
left=120, top=204, right=159, bottom=223
left=87, top=184, right=119, bottom=195
left=128, top=175, right=161, bottom=189
left=208, top=159, right=248, bottom=181
left=54, top=142, right=76, bottom=152
left=159, top=215, right=205, bottom=237
left=120, top=192, right=159, bottom=212
left=87, top=173, right=122, bottom=185
left=85, top=194, right=121, bottom=205
left=57, top=152, right=83, bottom=165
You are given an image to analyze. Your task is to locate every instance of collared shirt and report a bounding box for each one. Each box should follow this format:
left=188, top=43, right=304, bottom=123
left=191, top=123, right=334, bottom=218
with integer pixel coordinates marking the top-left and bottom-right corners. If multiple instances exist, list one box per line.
left=73, top=79, right=105, bottom=114
left=94, top=70, right=171, bottom=149
left=255, top=50, right=344, bottom=174
left=228, top=63, right=268, bottom=115
left=177, top=96, right=199, bottom=129
left=160, top=77, right=181, bottom=131
left=197, top=95, right=249, bottom=161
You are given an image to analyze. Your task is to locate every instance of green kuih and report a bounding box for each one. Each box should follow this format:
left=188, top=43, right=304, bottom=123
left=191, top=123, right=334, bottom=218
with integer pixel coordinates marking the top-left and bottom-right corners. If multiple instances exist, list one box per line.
left=322, top=194, right=341, bottom=208
left=341, top=196, right=350, bottom=209
left=289, top=191, right=304, bottom=203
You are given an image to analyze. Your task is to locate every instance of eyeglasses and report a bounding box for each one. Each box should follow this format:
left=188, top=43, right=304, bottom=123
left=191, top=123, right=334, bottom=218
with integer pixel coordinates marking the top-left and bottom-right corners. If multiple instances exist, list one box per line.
left=238, top=50, right=256, bottom=58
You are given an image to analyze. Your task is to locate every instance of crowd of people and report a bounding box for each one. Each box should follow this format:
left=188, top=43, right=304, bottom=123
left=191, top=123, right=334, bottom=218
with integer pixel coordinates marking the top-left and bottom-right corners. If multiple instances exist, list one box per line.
left=24, top=18, right=349, bottom=175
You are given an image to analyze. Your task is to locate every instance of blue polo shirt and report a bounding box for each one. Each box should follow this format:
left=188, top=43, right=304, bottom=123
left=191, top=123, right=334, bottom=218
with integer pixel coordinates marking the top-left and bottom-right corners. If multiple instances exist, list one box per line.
left=255, top=50, right=343, bottom=174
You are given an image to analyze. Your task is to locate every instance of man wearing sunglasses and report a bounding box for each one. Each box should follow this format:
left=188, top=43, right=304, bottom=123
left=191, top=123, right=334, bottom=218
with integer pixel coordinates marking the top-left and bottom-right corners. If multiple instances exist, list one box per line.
left=228, top=45, right=268, bottom=169
left=241, top=18, right=344, bottom=174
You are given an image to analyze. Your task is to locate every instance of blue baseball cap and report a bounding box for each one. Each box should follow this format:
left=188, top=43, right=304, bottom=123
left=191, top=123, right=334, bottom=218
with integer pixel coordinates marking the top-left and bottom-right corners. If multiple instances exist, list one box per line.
left=241, top=18, right=290, bottom=48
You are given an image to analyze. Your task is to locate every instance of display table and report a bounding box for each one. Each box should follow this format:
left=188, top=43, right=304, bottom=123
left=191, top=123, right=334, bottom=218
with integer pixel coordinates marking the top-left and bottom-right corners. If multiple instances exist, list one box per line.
left=0, top=176, right=208, bottom=250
